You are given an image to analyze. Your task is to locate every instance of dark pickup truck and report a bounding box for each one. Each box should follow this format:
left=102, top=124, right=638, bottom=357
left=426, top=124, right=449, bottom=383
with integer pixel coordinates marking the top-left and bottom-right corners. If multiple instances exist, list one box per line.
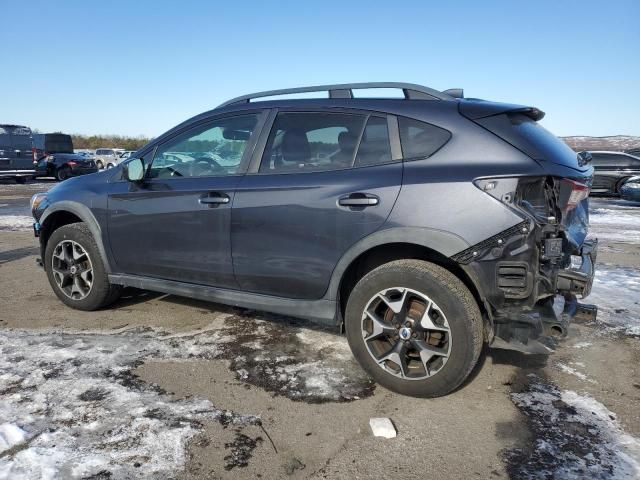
left=33, top=133, right=98, bottom=181
left=0, top=124, right=35, bottom=183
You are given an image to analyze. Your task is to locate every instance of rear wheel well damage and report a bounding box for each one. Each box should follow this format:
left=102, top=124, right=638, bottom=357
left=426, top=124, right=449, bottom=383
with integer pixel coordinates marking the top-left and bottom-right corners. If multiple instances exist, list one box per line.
left=337, top=242, right=488, bottom=334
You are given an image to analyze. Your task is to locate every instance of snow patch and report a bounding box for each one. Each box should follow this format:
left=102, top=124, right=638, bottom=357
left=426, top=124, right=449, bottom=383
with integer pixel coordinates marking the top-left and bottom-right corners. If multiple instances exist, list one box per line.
left=506, top=378, right=640, bottom=478
left=555, top=362, right=595, bottom=383
left=0, top=215, right=32, bottom=231
left=0, top=423, right=27, bottom=453
left=588, top=266, right=640, bottom=337
left=0, top=329, right=259, bottom=479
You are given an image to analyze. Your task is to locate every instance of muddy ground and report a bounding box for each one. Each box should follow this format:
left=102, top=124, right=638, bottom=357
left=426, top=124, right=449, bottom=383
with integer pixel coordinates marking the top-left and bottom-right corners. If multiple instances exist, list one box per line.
left=0, top=180, right=638, bottom=479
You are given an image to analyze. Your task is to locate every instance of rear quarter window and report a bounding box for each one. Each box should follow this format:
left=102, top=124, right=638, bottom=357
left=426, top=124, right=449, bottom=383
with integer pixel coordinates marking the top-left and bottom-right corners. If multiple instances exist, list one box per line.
left=398, top=117, right=451, bottom=161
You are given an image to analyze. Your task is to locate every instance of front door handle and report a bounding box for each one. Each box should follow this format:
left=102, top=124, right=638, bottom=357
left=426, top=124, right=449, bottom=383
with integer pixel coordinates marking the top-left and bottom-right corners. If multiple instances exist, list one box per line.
left=338, top=193, right=379, bottom=207
left=199, top=193, right=230, bottom=206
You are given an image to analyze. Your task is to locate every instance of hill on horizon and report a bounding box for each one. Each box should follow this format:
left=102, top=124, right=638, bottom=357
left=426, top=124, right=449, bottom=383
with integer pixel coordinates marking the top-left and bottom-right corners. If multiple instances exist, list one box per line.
left=561, top=135, right=640, bottom=153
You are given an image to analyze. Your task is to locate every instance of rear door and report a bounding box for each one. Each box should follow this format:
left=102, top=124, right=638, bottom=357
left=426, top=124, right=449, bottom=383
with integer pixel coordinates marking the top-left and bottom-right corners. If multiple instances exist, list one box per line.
left=107, top=111, right=266, bottom=287
left=231, top=110, right=402, bottom=299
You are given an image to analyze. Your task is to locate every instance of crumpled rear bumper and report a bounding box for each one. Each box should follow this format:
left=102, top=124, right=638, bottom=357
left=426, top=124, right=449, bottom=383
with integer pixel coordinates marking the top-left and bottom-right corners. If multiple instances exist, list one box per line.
left=490, top=239, right=598, bottom=355
left=556, top=239, right=597, bottom=299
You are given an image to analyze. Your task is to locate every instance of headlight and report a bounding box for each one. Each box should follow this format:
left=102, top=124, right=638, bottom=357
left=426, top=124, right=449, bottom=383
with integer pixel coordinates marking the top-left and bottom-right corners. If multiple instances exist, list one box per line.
left=30, top=193, right=47, bottom=211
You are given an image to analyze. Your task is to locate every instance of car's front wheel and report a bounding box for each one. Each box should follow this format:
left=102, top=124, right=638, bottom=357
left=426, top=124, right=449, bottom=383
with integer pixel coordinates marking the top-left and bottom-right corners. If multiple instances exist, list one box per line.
left=96, top=160, right=104, bottom=169
left=345, top=259, right=483, bottom=398
left=45, top=223, right=122, bottom=311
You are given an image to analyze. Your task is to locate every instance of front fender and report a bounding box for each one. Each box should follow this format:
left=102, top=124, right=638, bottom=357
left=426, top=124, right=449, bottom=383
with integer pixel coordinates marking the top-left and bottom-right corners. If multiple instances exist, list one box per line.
left=39, top=201, right=113, bottom=273
left=323, top=226, right=470, bottom=300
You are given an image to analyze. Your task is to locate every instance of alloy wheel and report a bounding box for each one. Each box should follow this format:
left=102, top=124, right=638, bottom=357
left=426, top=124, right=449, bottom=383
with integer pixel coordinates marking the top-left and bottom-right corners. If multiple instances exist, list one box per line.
left=51, top=240, right=94, bottom=300
left=361, top=287, right=451, bottom=380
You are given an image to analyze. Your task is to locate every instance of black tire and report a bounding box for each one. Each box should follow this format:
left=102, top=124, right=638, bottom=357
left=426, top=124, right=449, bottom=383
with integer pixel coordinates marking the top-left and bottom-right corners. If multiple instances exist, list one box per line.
left=55, top=167, right=70, bottom=181
left=14, top=177, right=27, bottom=184
left=345, top=259, right=483, bottom=398
left=96, top=160, right=104, bottom=170
left=616, top=177, right=631, bottom=195
left=45, top=223, right=122, bottom=311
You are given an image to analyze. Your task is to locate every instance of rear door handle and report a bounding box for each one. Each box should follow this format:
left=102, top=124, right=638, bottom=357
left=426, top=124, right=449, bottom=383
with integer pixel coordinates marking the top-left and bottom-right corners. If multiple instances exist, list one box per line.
left=199, top=193, right=230, bottom=206
left=338, top=193, right=379, bottom=207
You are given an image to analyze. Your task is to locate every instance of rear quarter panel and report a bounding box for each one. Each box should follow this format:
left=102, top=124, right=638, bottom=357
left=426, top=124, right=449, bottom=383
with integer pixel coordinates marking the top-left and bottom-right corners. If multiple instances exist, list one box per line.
left=385, top=102, right=544, bottom=247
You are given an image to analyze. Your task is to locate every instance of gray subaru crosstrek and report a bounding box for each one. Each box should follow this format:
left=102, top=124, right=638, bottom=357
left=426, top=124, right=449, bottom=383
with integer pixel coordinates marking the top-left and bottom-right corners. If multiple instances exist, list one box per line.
left=30, top=83, right=598, bottom=397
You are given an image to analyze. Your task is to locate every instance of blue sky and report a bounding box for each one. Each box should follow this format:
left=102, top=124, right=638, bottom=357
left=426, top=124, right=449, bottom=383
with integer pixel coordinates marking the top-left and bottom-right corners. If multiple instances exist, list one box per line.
left=2, top=0, right=638, bottom=138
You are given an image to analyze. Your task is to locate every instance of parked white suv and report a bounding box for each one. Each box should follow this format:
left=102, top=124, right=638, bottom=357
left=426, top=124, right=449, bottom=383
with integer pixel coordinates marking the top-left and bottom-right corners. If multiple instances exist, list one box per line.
left=94, top=148, right=125, bottom=169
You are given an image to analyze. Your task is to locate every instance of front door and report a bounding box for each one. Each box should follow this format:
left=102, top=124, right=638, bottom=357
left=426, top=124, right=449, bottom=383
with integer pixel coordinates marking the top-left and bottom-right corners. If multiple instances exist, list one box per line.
left=108, top=112, right=263, bottom=287
left=232, top=111, right=402, bottom=299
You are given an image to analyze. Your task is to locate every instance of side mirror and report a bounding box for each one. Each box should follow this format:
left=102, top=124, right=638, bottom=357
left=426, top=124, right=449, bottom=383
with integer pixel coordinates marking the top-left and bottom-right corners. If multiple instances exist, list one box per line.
left=125, top=158, right=145, bottom=182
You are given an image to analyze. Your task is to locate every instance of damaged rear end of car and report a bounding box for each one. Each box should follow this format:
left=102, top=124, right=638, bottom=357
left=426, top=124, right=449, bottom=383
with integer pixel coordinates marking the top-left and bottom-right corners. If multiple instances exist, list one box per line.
left=455, top=100, right=598, bottom=354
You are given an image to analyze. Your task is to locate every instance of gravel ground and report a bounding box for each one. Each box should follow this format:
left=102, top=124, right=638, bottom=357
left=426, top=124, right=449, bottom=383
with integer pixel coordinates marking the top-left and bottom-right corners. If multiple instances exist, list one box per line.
left=0, top=180, right=638, bottom=479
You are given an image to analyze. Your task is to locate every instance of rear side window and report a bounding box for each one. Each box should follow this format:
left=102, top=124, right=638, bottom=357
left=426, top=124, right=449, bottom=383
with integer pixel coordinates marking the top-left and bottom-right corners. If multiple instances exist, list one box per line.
left=260, top=112, right=367, bottom=173
left=398, top=117, right=450, bottom=160
left=354, top=116, right=392, bottom=166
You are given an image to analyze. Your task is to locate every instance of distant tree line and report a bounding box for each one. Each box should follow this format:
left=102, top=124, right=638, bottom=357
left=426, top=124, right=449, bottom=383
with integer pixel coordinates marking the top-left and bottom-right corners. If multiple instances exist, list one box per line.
left=71, top=134, right=152, bottom=151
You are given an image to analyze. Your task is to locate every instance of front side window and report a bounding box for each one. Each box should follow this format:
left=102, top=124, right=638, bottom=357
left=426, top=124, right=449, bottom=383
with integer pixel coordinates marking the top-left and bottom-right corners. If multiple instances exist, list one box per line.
left=398, top=117, right=450, bottom=161
left=260, top=112, right=367, bottom=173
left=149, top=114, right=259, bottom=178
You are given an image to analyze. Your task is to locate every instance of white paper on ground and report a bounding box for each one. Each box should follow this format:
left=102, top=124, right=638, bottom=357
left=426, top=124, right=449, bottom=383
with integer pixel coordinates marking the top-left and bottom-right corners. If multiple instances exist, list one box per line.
left=369, top=418, right=396, bottom=438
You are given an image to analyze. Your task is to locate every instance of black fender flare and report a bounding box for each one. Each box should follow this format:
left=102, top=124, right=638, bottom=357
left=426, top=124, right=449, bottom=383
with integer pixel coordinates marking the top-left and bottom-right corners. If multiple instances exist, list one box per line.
left=39, top=201, right=113, bottom=273
left=323, top=226, right=470, bottom=301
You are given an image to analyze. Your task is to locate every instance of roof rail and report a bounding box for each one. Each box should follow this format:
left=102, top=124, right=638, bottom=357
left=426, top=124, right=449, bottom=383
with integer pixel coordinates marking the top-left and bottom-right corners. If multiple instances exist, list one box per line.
left=217, top=82, right=457, bottom=108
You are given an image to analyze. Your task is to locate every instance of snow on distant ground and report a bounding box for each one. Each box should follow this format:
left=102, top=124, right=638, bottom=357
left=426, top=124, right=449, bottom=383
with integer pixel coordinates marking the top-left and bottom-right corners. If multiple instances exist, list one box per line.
left=0, top=215, right=33, bottom=231
left=589, top=266, right=640, bottom=337
left=589, top=199, right=640, bottom=243
left=505, top=377, right=640, bottom=479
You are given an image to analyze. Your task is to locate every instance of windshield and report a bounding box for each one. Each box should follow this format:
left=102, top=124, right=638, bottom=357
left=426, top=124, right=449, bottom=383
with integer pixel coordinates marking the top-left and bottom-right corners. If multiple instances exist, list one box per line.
left=4, top=126, right=32, bottom=150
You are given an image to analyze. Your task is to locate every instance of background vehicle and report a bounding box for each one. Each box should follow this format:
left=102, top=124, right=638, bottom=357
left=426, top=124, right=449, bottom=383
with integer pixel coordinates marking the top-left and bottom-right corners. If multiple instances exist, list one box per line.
left=620, top=176, right=640, bottom=202
left=94, top=148, right=124, bottom=169
left=75, top=150, right=96, bottom=160
left=31, top=82, right=597, bottom=398
left=586, top=151, right=640, bottom=196
left=0, top=124, right=35, bottom=183
left=625, top=147, right=640, bottom=157
left=33, top=133, right=98, bottom=181
left=110, top=150, right=136, bottom=168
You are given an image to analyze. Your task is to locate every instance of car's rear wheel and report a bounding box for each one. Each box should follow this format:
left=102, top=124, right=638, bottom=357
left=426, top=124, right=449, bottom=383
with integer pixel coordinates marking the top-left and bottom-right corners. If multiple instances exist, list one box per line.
left=45, top=223, right=122, bottom=311
left=55, top=166, right=70, bottom=181
left=14, top=177, right=27, bottom=184
left=345, top=259, right=483, bottom=398
left=106, top=163, right=114, bottom=169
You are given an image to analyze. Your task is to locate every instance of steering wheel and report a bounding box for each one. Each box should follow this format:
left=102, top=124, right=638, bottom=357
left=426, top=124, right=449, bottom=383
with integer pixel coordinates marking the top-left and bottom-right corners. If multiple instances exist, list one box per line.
left=190, top=157, right=226, bottom=176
